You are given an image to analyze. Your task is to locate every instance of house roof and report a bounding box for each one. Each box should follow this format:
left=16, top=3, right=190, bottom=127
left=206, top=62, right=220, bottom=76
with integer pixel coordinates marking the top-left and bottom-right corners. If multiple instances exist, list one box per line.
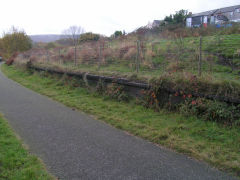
left=153, top=20, right=162, bottom=24
left=192, top=9, right=218, bottom=17
left=217, top=4, right=240, bottom=13
left=191, top=4, right=240, bottom=17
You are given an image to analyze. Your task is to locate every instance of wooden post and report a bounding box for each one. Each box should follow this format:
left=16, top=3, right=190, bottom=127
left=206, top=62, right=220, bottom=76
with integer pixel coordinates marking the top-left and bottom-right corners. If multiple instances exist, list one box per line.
left=230, top=54, right=234, bottom=72
left=46, top=51, right=49, bottom=62
left=135, top=40, right=140, bottom=73
left=74, top=45, right=77, bottom=66
left=209, top=53, right=213, bottom=73
left=98, top=43, right=102, bottom=70
left=198, top=36, right=202, bottom=76
left=142, top=41, right=145, bottom=63
left=59, top=48, right=61, bottom=64
left=135, top=41, right=138, bottom=72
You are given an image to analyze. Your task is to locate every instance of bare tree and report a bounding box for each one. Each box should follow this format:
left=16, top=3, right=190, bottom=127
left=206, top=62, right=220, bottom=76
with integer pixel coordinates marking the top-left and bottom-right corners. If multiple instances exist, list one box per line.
left=63, top=26, right=85, bottom=65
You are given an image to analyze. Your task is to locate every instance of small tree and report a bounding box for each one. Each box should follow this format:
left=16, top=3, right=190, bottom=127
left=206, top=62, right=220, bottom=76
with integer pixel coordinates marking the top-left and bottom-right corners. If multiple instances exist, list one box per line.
left=63, top=26, right=85, bottom=65
left=113, top=31, right=123, bottom=38
left=163, top=9, right=188, bottom=25
left=173, top=10, right=188, bottom=24
left=0, top=27, right=32, bottom=59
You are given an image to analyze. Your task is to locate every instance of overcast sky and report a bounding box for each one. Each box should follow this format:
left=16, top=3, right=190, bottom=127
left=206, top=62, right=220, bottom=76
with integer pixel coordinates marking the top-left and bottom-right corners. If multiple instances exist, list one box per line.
left=0, top=0, right=239, bottom=36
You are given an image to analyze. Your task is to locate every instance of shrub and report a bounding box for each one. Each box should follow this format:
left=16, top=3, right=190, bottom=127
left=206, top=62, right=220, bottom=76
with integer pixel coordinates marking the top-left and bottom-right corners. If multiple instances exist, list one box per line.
left=96, top=79, right=106, bottom=95
left=66, top=50, right=74, bottom=61
left=138, top=73, right=240, bottom=125
left=102, top=48, right=115, bottom=64
left=79, top=47, right=98, bottom=64
left=6, top=52, right=19, bottom=66
left=105, top=83, right=129, bottom=102
left=29, top=56, right=37, bottom=62
left=179, top=98, right=240, bottom=125
left=122, top=47, right=136, bottom=60
left=80, top=32, right=100, bottom=42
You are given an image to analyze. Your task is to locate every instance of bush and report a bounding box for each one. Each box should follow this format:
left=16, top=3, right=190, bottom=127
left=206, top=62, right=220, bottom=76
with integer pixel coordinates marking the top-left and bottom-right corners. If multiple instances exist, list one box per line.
left=79, top=46, right=98, bottom=64
left=122, top=47, right=136, bottom=60
left=6, top=52, right=19, bottom=66
left=105, top=83, right=129, bottom=102
left=80, top=32, right=100, bottom=42
left=96, top=79, right=106, bottom=94
left=138, top=74, right=240, bottom=125
left=179, top=98, right=240, bottom=125
left=118, top=45, right=135, bottom=59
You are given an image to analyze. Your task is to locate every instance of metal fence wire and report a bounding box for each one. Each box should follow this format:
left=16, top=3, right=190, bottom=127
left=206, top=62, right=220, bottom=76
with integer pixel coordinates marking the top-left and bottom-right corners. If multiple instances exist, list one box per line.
left=19, top=34, right=240, bottom=78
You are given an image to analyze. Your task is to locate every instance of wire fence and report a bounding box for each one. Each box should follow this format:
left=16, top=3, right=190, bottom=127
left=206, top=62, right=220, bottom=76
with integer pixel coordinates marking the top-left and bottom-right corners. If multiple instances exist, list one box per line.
left=17, top=34, right=240, bottom=79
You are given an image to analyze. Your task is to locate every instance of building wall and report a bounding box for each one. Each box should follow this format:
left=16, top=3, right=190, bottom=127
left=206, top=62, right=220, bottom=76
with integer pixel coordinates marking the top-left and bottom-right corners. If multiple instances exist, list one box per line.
left=186, top=6, right=240, bottom=27
left=215, top=9, right=240, bottom=23
left=192, top=16, right=203, bottom=27
left=186, top=18, right=192, bottom=27
left=229, top=8, right=240, bottom=22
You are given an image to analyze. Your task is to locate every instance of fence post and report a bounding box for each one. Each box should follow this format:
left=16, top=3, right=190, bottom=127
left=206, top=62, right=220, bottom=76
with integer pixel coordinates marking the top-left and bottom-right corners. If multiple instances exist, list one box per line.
left=98, top=42, right=102, bottom=70
left=74, top=45, right=77, bottom=66
left=198, top=36, right=202, bottom=76
left=230, top=54, right=234, bottom=72
left=141, top=41, right=145, bottom=63
left=136, top=40, right=140, bottom=73
left=46, top=50, right=49, bottom=62
left=58, top=48, right=61, bottom=64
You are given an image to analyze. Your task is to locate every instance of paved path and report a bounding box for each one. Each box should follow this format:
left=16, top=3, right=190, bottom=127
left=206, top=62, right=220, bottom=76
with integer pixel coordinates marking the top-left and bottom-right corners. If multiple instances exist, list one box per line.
left=0, top=65, right=237, bottom=180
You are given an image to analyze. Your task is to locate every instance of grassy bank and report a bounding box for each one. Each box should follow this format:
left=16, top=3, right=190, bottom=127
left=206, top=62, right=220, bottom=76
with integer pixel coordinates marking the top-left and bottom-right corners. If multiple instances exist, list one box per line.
left=2, top=64, right=240, bottom=177
left=0, top=113, right=54, bottom=180
left=16, top=33, right=240, bottom=85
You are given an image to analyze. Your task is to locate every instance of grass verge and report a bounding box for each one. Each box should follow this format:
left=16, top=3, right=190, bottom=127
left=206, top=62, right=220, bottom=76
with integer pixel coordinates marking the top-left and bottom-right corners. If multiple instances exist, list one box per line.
left=2, top=64, right=240, bottom=177
left=0, top=113, right=54, bottom=180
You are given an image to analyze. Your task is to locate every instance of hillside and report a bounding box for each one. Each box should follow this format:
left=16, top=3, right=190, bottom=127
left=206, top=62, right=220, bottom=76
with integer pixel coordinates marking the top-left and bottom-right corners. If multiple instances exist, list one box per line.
left=29, top=34, right=65, bottom=43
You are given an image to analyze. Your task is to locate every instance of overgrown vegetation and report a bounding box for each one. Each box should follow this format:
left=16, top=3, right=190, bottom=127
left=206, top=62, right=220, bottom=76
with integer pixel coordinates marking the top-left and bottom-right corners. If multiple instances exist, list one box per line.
left=0, top=114, right=53, bottom=180
left=137, top=73, right=240, bottom=125
left=2, top=64, right=240, bottom=177
left=179, top=98, right=240, bottom=125
left=14, top=31, right=240, bottom=85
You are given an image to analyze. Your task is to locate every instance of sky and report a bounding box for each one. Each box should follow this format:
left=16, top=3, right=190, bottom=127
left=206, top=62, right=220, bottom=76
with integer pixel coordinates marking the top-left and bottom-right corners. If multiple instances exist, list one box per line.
left=0, top=0, right=239, bottom=36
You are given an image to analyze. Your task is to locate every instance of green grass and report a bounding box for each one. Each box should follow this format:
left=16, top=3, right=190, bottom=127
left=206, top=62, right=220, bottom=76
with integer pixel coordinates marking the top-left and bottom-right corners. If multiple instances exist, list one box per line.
left=2, top=64, right=240, bottom=177
left=0, top=113, right=54, bottom=180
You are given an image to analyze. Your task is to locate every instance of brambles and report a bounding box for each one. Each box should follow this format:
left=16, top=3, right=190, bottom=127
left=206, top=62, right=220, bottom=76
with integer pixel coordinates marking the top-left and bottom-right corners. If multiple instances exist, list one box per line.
left=179, top=98, right=240, bottom=125
left=139, top=73, right=240, bottom=125
left=105, top=83, right=129, bottom=102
